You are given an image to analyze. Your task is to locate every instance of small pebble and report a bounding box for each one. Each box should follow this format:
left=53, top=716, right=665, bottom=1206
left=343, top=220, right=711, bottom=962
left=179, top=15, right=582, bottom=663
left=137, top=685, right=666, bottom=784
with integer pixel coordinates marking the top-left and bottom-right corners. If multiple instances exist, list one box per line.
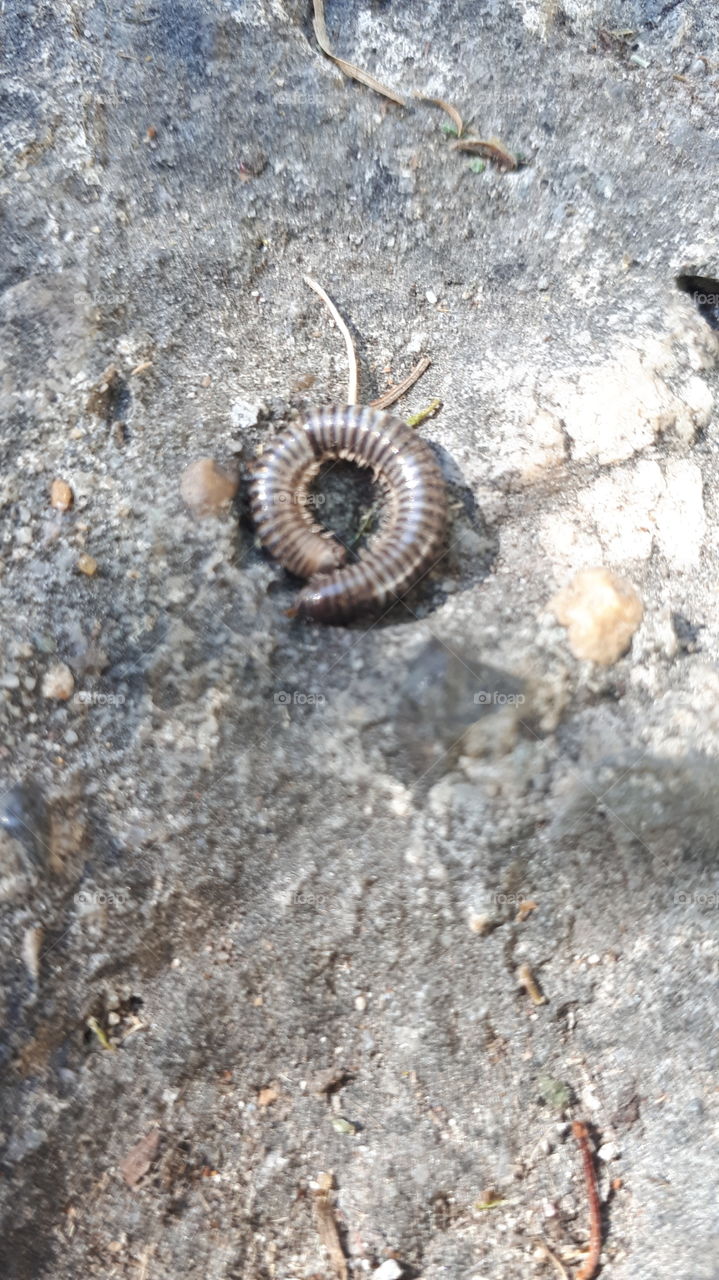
left=50, top=479, right=73, bottom=511
left=549, top=567, right=643, bottom=665
left=42, top=662, right=75, bottom=701
left=373, top=1261, right=404, bottom=1280
left=331, top=1116, right=358, bottom=1135
left=469, top=912, right=494, bottom=935
left=180, top=458, right=238, bottom=517
left=354, top=994, right=367, bottom=1012
left=597, top=1141, right=620, bottom=1162
left=77, top=553, right=98, bottom=577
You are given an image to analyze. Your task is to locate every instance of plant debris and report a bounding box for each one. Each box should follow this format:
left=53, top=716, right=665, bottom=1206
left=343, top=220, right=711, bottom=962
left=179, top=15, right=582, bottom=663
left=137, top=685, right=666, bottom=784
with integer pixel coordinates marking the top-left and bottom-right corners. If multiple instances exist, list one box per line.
left=413, top=91, right=464, bottom=136
left=312, top=0, right=405, bottom=108
left=406, top=397, right=442, bottom=428
left=312, top=1172, right=349, bottom=1280
left=453, top=136, right=519, bottom=171
left=305, top=275, right=359, bottom=405
left=516, top=899, right=538, bottom=922
left=539, top=1075, right=572, bottom=1111
left=85, top=1015, right=116, bottom=1050
left=371, top=356, right=431, bottom=411
left=572, top=1121, right=603, bottom=1280
left=534, top=1237, right=570, bottom=1280
left=517, top=961, right=547, bottom=1005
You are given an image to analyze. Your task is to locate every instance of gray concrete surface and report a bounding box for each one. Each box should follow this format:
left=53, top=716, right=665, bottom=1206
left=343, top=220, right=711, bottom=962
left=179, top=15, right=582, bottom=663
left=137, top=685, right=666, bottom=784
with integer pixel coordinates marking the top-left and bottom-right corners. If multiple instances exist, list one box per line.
left=1, top=1, right=718, bottom=1277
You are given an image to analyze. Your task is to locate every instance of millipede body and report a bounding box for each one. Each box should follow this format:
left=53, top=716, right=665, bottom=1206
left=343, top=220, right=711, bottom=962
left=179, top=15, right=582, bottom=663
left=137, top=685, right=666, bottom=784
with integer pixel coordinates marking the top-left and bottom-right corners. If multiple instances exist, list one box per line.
left=249, top=404, right=447, bottom=622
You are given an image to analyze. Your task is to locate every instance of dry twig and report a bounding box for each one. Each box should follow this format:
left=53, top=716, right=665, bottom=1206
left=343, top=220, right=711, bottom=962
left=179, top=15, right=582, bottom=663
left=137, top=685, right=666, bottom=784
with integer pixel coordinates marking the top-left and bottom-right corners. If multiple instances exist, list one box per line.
left=370, top=356, right=431, bottom=410
left=572, top=1121, right=602, bottom=1280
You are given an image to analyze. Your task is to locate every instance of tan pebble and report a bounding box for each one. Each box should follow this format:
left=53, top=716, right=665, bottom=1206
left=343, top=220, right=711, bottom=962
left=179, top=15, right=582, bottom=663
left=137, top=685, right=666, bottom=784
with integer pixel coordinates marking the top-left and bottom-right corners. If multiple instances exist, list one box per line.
left=50, top=479, right=73, bottom=511
left=180, top=458, right=238, bottom=517
left=469, top=912, right=494, bottom=935
left=42, top=663, right=75, bottom=700
left=549, top=567, right=643, bottom=665
left=77, top=554, right=98, bottom=577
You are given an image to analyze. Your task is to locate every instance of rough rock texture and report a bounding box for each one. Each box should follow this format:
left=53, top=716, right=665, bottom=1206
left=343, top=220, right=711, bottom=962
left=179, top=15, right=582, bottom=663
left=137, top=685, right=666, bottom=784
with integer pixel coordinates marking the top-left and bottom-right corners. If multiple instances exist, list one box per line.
left=1, top=3, right=719, bottom=1279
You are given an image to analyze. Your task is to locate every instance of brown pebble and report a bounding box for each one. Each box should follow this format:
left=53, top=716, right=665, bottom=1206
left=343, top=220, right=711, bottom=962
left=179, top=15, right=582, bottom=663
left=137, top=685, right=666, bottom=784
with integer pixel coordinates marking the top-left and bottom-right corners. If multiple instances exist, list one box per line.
left=119, top=1129, right=161, bottom=1187
left=258, top=1085, right=279, bottom=1107
left=549, top=567, right=644, bottom=665
left=50, top=479, right=73, bottom=511
left=41, top=663, right=75, bottom=701
left=180, top=458, right=238, bottom=518
left=77, top=554, right=98, bottom=577
left=468, top=912, right=494, bottom=935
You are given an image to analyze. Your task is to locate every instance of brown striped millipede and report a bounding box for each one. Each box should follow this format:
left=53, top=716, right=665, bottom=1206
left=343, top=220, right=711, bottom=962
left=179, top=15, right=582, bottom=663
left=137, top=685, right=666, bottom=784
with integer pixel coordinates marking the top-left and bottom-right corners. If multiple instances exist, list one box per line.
left=249, top=403, right=447, bottom=623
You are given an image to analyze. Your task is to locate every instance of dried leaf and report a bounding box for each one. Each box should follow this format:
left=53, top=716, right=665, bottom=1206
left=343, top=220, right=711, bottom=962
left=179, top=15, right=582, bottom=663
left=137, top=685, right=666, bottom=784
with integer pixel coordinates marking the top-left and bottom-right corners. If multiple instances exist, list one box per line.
left=119, top=1129, right=161, bottom=1187
left=312, top=0, right=405, bottom=107
left=414, top=92, right=464, bottom=136
left=453, top=136, right=519, bottom=171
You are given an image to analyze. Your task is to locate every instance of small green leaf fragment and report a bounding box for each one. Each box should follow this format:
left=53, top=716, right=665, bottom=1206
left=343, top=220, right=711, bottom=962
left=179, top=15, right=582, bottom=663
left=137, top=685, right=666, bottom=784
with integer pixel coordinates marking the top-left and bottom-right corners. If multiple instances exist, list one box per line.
left=331, top=1116, right=358, bottom=1135
left=406, top=398, right=442, bottom=429
left=469, top=158, right=486, bottom=174
left=538, top=1074, right=572, bottom=1110
left=86, top=1016, right=117, bottom=1051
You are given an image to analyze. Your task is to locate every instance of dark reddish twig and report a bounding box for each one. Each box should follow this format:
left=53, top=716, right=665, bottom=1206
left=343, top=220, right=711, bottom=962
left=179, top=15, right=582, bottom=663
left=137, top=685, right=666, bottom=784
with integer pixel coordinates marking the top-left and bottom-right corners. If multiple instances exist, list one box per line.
left=572, top=1121, right=602, bottom=1280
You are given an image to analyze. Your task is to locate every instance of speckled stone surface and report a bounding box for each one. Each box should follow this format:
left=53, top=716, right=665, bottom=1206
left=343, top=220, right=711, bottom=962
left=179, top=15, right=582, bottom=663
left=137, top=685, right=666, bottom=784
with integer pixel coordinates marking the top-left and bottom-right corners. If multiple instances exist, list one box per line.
left=1, top=3, right=718, bottom=1278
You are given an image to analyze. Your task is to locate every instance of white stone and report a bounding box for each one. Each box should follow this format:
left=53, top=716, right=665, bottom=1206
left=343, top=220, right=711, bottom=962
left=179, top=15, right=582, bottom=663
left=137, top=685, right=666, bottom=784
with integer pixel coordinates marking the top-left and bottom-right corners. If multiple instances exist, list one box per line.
left=230, top=398, right=264, bottom=430
left=373, top=1261, right=403, bottom=1280
left=42, top=662, right=75, bottom=701
left=597, top=1142, right=620, bottom=1161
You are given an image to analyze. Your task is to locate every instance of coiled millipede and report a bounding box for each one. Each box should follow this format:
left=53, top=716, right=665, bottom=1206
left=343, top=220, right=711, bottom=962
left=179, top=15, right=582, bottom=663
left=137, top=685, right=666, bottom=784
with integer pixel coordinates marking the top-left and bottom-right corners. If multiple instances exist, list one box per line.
left=250, top=403, right=447, bottom=622
left=249, top=277, right=448, bottom=623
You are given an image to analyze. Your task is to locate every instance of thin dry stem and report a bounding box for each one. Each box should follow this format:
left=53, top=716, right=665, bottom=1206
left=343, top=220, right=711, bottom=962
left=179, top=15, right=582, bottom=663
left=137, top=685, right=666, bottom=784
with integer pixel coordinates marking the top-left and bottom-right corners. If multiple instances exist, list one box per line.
left=370, top=356, right=431, bottom=410
left=304, top=275, right=359, bottom=405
